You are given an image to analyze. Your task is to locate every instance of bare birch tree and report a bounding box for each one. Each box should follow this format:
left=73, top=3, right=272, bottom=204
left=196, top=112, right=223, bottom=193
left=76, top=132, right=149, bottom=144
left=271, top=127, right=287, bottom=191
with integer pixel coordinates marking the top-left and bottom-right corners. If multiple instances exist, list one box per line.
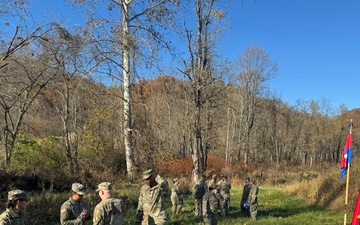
left=69, top=0, right=178, bottom=178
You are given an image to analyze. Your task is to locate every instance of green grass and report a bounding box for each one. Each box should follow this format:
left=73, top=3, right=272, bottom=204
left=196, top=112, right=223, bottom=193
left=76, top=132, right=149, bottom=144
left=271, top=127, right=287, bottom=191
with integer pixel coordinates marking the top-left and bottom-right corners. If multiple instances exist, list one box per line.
left=27, top=185, right=348, bottom=225
left=143, top=186, right=347, bottom=225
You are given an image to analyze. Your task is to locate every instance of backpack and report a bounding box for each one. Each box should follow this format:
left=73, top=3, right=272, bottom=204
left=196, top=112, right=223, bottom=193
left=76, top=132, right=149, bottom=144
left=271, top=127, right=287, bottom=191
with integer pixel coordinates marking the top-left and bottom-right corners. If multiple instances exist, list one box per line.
left=192, top=183, right=205, bottom=199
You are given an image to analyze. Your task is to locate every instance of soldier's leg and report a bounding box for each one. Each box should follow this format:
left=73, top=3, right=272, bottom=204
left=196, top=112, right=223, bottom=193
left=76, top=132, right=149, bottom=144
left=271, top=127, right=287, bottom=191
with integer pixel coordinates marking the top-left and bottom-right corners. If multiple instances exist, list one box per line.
left=177, top=199, right=183, bottom=214
left=195, top=199, right=202, bottom=216
left=249, top=204, right=257, bottom=220
left=172, top=203, right=177, bottom=214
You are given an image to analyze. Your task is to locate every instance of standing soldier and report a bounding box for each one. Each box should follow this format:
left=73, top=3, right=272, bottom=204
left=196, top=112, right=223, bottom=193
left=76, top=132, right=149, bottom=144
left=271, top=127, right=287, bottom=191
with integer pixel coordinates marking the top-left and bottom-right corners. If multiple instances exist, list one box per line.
left=0, top=190, right=30, bottom=225
left=240, top=177, right=251, bottom=217
left=135, top=169, right=170, bottom=225
left=208, top=174, right=217, bottom=187
left=247, top=179, right=259, bottom=220
left=202, top=183, right=220, bottom=225
left=192, top=174, right=207, bottom=216
left=93, top=182, right=126, bottom=225
left=170, top=178, right=183, bottom=214
left=217, top=174, right=231, bottom=216
left=60, top=183, right=91, bottom=225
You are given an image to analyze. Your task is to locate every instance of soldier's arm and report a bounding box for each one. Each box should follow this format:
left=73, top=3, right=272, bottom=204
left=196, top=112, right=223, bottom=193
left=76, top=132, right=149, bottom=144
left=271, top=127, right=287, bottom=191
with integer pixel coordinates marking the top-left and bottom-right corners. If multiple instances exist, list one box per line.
left=202, top=193, right=209, bottom=216
left=135, top=189, right=144, bottom=225
left=92, top=205, right=104, bottom=225
left=60, top=205, right=83, bottom=225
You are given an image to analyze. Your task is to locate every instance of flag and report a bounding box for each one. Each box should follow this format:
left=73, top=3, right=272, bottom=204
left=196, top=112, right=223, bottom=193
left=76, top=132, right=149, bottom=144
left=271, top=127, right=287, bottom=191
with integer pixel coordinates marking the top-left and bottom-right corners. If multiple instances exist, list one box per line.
left=351, top=190, right=360, bottom=225
left=340, top=133, right=352, bottom=180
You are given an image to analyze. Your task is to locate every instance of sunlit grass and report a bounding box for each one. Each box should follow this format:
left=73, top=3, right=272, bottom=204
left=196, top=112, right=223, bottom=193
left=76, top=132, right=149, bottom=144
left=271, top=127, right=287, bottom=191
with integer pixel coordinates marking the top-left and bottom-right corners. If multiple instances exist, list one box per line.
left=28, top=185, right=348, bottom=225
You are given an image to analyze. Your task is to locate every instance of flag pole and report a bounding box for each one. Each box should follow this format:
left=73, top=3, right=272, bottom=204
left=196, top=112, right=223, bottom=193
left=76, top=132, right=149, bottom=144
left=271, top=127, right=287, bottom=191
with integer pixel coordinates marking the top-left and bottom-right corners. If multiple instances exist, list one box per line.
left=344, top=119, right=353, bottom=225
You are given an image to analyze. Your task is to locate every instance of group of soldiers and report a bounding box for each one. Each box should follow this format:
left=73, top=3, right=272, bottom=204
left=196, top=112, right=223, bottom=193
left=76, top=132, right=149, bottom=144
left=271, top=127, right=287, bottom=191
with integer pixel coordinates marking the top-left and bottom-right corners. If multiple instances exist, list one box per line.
left=192, top=174, right=258, bottom=224
left=0, top=169, right=258, bottom=225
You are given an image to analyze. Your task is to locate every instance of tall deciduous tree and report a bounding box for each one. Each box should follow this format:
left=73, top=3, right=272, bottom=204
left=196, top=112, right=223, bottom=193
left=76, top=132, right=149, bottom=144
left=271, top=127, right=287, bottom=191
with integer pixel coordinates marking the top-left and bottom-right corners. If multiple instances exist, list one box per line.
left=69, top=0, right=178, bottom=178
left=180, top=0, right=226, bottom=182
left=235, top=46, right=278, bottom=164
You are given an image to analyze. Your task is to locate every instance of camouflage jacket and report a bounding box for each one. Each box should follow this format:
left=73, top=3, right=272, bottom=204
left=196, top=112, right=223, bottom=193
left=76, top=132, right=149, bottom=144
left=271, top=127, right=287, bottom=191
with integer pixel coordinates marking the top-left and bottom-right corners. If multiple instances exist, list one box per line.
left=93, top=197, right=126, bottom=225
left=171, top=183, right=183, bottom=203
left=202, top=192, right=220, bottom=216
left=217, top=180, right=231, bottom=196
left=135, top=175, right=170, bottom=225
left=247, top=185, right=259, bottom=205
left=0, top=209, right=28, bottom=225
left=60, top=197, right=91, bottom=225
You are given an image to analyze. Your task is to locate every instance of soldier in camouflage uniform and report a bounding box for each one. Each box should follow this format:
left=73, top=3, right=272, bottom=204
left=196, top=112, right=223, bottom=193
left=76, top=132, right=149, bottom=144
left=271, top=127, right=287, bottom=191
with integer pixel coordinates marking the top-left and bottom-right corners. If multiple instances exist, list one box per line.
left=247, top=180, right=259, bottom=220
left=0, top=190, right=30, bottom=225
left=192, top=174, right=207, bottom=216
left=240, top=177, right=251, bottom=217
left=60, top=183, right=91, bottom=225
left=202, top=183, right=220, bottom=225
left=135, top=169, right=170, bottom=225
left=217, top=174, right=231, bottom=216
left=208, top=174, right=217, bottom=187
left=93, top=182, right=126, bottom=225
left=170, top=178, right=183, bottom=214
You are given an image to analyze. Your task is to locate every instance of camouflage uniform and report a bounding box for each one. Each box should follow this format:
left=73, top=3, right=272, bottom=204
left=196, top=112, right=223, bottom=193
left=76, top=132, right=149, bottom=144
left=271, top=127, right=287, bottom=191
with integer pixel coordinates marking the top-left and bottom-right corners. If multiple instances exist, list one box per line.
left=202, top=184, right=220, bottom=225
left=170, top=178, right=183, bottom=214
left=60, top=183, right=91, bottom=225
left=0, top=190, right=30, bottom=225
left=93, top=197, right=126, bottom=225
left=0, top=209, right=28, bottom=225
left=60, top=197, right=91, bottom=225
left=247, top=181, right=259, bottom=220
left=217, top=174, right=231, bottom=216
left=135, top=170, right=170, bottom=225
left=208, top=175, right=217, bottom=187
left=240, top=178, right=251, bottom=216
left=192, top=175, right=207, bottom=216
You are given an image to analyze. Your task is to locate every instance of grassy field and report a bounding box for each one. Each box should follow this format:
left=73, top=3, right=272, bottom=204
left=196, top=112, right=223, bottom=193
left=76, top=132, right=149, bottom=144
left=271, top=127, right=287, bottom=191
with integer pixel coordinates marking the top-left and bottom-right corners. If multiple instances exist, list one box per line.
left=26, top=183, right=349, bottom=225
left=120, top=185, right=348, bottom=225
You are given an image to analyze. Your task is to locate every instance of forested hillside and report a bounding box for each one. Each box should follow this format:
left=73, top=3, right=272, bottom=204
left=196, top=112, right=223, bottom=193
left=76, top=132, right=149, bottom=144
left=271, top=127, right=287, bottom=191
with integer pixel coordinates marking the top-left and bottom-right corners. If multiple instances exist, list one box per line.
left=1, top=0, right=359, bottom=190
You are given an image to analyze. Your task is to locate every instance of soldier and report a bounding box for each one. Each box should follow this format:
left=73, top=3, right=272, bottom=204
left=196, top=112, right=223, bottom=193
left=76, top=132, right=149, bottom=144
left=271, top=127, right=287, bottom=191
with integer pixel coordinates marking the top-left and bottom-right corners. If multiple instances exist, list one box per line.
left=240, top=177, right=251, bottom=217
left=247, top=179, right=259, bottom=220
left=93, top=182, right=126, bottom=225
left=170, top=178, right=183, bottom=214
left=202, top=183, right=220, bottom=225
left=217, top=174, right=231, bottom=216
left=60, top=183, right=91, bottom=225
left=192, top=174, right=207, bottom=216
left=208, top=174, right=217, bottom=187
left=0, top=190, right=30, bottom=225
left=135, top=169, right=170, bottom=225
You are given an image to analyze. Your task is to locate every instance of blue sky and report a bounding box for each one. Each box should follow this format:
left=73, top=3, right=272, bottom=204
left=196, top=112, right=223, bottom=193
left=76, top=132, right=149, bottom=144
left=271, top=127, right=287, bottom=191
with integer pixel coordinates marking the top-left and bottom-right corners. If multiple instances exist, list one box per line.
left=6, top=0, right=360, bottom=111
left=221, top=0, right=360, bottom=110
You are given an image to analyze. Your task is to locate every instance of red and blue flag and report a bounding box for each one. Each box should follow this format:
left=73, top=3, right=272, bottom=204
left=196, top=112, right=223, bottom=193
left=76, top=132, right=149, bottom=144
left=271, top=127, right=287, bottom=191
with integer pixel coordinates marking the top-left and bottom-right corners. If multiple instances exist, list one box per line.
left=340, top=133, right=352, bottom=180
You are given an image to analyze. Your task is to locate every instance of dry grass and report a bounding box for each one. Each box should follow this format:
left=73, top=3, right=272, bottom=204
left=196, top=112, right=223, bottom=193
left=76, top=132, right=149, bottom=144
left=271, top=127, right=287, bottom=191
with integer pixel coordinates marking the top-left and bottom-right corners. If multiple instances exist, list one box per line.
left=283, top=160, right=360, bottom=213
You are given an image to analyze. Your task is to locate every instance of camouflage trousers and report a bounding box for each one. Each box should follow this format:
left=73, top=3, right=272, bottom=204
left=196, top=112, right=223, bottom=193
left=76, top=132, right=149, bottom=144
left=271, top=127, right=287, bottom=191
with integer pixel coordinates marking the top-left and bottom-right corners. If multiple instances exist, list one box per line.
left=222, top=194, right=230, bottom=216
left=203, top=213, right=218, bottom=225
left=195, top=198, right=202, bottom=216
left=171, top=199, right=183, bottom=214
left=249, top=203, right=257, bottom=220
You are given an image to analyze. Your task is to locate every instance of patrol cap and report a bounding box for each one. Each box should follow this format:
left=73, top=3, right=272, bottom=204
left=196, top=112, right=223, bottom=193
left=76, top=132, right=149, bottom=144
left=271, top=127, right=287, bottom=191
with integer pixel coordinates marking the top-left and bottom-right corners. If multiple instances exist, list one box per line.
left=72, top=183, right=86, bottom=195
left=96, top=182, right=112, bottom=192
left=142, top=169, right=155, bottom=180
left=209, top=183, right=218, bottom=190
left=8, top=190, right=30, bottom=201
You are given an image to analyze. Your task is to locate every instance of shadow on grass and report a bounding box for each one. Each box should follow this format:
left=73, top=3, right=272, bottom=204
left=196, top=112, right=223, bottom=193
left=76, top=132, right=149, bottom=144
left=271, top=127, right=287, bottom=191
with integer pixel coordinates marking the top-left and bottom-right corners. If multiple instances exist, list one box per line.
left=259, top=204, right=326, bottom=219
